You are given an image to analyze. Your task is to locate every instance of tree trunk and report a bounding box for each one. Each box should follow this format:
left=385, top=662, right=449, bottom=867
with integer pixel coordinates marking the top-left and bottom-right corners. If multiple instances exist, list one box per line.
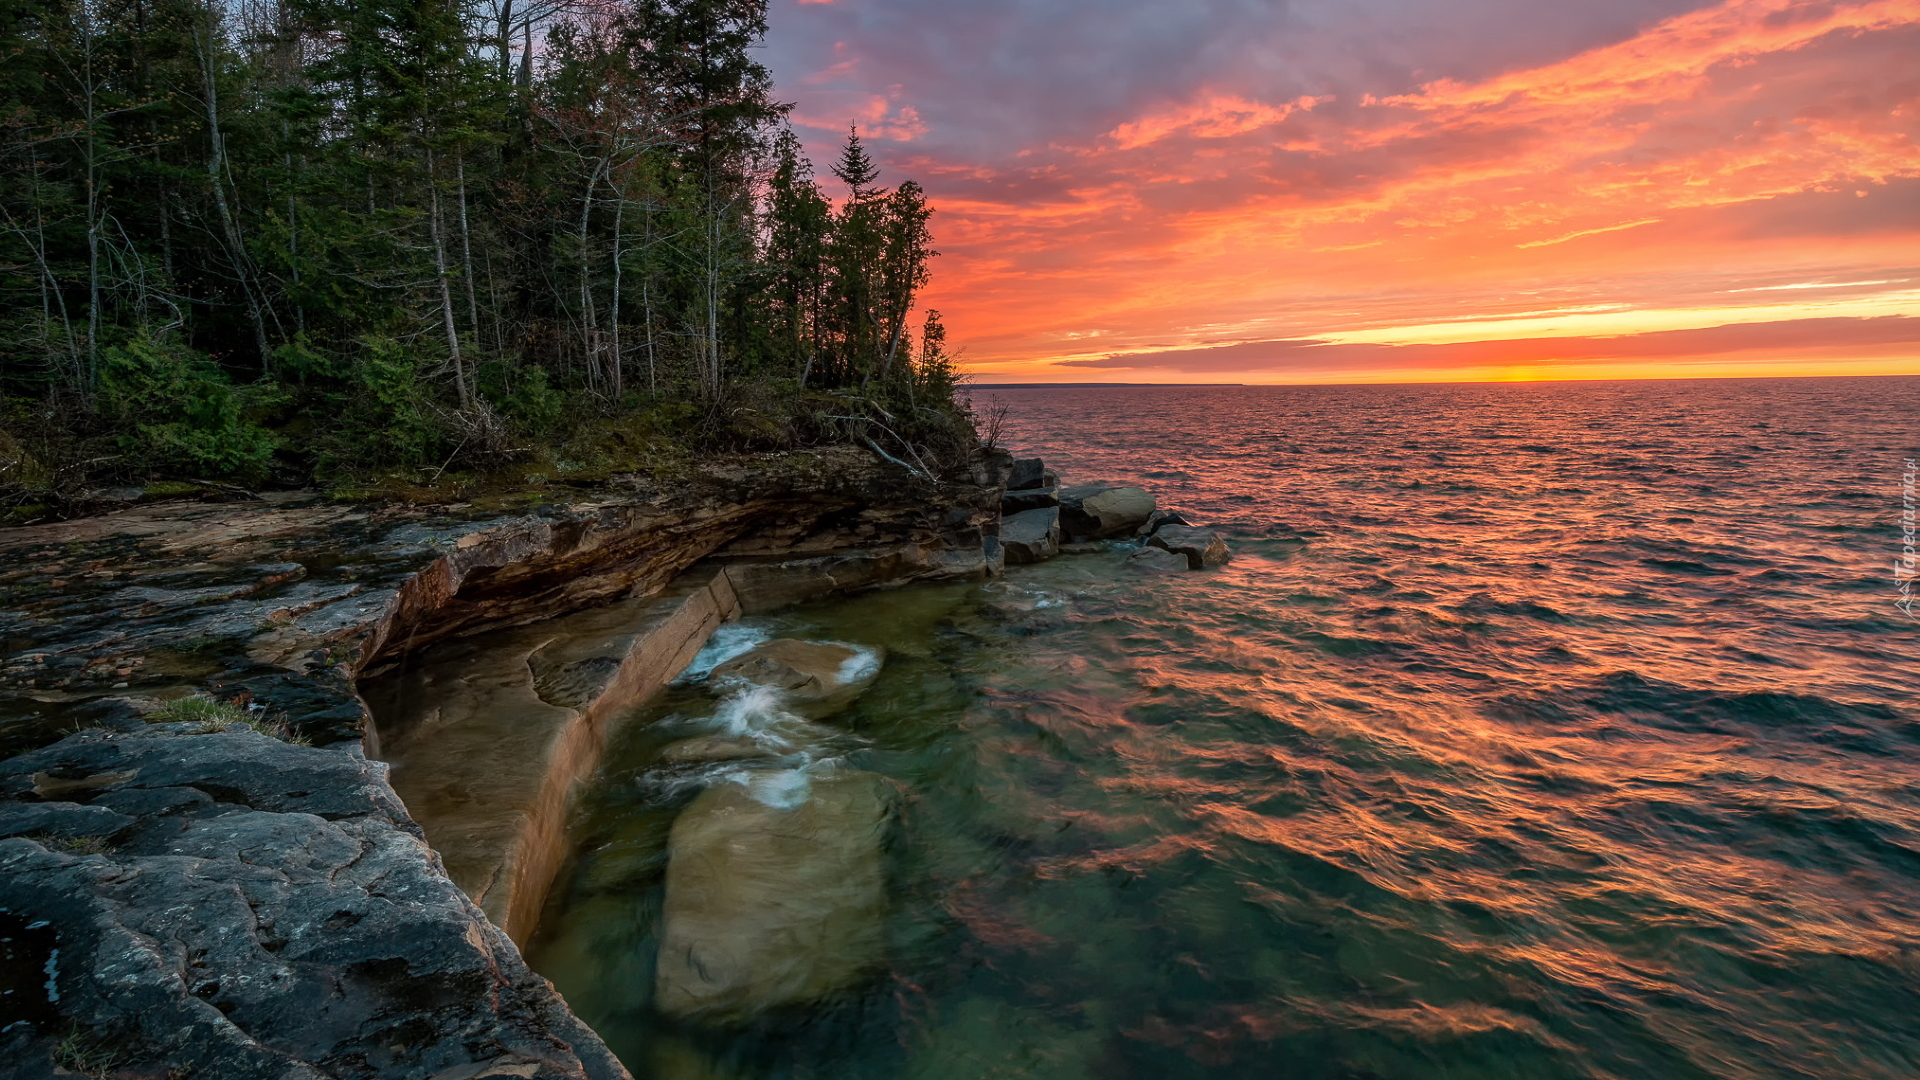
left=16, top=165, right=80, bottom=382
left=608, top=175, right=624, bottom=402
left=285, top=137, right=305, bottom=338
left=426, top=149, right=471, bottom=409
left=457, top=156, right=481, bottom=349
left=195, top=12, right=273, bottom=371
left=78, top=11, right=100, bottom=395
left=496, top=0, right=515, bottom=81
left=576, top=158, right=607, bottom=396
left=642, top=196, right=656, bottom=394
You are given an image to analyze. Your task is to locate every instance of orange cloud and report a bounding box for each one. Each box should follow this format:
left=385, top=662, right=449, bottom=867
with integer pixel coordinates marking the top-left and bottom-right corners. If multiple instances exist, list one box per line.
left=777, top=0, right=1920, bottom=381
left=1106, top=94, right=1331, bottom=150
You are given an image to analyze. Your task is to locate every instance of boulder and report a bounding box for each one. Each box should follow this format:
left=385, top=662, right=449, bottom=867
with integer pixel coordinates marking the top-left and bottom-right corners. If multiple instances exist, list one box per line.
left=1059, top=485, right=1157, bottom=541
left=1007, top=458, right=1048, bottom=490
left=1001, top=507, right=1061, bottom=565
left=1125, top=546, right=1189, bottom=573
left=1001, top=486, right=1059, bottom=516
left=1149, top=525, right=1232, bottom=570
left=1134, top=510, right=1193, bottom=537
left=709, top=639, right=883, bottom=718
left=654, top=771, right=891, bottom=1023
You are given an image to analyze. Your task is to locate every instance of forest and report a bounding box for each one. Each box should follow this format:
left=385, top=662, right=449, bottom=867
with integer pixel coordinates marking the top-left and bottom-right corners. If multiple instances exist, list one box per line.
left=0, top=0, right=972, bottom=510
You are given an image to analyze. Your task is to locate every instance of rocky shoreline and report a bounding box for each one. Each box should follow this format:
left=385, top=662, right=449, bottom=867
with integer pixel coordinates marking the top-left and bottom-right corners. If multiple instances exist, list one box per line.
left=997, top=455, right=1232, bottom=571
left=0, top=446, right=1228, bottom=1077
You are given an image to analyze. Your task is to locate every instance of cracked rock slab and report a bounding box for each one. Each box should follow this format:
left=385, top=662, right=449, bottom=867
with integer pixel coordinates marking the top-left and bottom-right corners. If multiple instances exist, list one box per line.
left=0, top=726, right=627, bottom=1080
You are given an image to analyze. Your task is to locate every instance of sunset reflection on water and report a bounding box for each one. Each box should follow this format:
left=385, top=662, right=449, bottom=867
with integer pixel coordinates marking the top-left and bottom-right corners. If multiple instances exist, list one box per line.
left=537, top=377, right=1920, bottom=1079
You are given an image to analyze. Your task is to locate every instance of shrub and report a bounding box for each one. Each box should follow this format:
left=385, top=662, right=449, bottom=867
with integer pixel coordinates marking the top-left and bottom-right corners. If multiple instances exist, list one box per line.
left=98, top=338, right=282, bottom=484
left=310, top=337, right=448, bottom=480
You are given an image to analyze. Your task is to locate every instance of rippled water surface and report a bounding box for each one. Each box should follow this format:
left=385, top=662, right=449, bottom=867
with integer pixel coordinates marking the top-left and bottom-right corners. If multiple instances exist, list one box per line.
left=533, top=377, right=1920, bottom=1080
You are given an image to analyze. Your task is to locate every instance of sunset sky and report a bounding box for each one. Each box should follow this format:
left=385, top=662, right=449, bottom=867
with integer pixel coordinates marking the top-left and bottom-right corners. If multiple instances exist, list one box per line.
left=762, top=0, right=1920, bottom=384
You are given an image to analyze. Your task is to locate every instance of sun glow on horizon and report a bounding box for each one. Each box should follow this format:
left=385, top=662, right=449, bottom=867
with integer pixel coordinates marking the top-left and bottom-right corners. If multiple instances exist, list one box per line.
left=770, top=0, right=1920, bottom=383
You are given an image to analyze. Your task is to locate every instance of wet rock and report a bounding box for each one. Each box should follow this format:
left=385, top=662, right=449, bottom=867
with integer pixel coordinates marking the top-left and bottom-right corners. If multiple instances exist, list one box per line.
left=657, top=735, right=777, bottom=765
left=1001, top=485, right=1059, bottom=516
left=1007, top=458, right=1048, bottom=491
left=1150, top=525, right=1232, bottom=569
left=1059, top=485, right=1156, bottom=541
left=0, top=728, right=627, bottom=1079
left=0, top=446, right=1011, bottom=1075
left=654, top=771, right=891, bottom=1023
left=978, top=593, right=1068, bottom=636
left=1058, top=542, right=1104, bottom=555
left=1135, top=510, right=1193, bottom=537
left=364, top=570, right=740, bottom=946
left=715, top=537, right=997, bottom=616
left=710, top=639, right=883, bottom=717
left=1125, top=546, right=1189, bottom=573
left=1001, top=507, right=1062, bottom=565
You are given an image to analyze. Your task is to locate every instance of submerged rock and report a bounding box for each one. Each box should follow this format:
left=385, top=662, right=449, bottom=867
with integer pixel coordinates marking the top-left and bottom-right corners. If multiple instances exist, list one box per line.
left=1125, top=546, right=1189, bottom=573
left=654, top=770, right=891, bottom=1023
left=1059, top=484, right=1156, bottom=541
left=1150, top=525, right=1232, bottom=570
left=709, top=639, right=883, bottom=718
left=657, top=735, right=777, bottom=765
left=1001, top=506, right=1062, bottom=565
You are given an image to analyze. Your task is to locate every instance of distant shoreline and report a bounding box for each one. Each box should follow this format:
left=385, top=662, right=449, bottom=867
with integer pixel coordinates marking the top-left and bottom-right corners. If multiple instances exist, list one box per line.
left=967, top=382, right=1246, bottom=389
left=965, top=373, right=1920, bottom=390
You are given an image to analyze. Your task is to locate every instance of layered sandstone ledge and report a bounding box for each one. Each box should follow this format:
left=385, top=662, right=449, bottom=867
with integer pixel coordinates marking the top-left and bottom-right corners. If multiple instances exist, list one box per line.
left=0, top=447, right=1009, bottom=1079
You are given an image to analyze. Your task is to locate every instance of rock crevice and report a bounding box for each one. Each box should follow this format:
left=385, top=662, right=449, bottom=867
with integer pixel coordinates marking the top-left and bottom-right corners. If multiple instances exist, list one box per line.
left=0, top=447, right=1012, bottom=1078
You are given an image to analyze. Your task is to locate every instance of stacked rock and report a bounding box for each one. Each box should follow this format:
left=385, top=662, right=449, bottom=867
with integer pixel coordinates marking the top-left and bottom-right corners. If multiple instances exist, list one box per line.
left=997, top=457, right=1231, bottom=571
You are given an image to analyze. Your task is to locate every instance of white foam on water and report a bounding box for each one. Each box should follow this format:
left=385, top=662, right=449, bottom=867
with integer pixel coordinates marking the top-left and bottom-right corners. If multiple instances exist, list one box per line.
left=832, top=642, right=883, bottom=685
left=711, top=685, right=801, bottom=736
left=676, top=621, right=774, bottom=682
left=741, top=768, right=812, bottom=809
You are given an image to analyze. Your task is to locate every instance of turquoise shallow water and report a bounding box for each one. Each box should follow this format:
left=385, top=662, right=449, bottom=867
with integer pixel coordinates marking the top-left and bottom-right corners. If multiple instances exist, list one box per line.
left=532, top=377, right=1920, bottom=1079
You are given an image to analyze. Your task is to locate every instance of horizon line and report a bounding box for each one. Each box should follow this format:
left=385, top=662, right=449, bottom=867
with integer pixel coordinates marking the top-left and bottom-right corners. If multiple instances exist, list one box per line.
left=963, top=371, right=1919, bottom=390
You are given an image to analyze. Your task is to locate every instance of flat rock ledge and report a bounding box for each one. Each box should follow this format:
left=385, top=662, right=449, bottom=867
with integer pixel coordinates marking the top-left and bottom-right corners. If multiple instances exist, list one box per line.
left=0, top=446, right=1014, bottom=1078
left=0, top=725, right=626, bottom=1080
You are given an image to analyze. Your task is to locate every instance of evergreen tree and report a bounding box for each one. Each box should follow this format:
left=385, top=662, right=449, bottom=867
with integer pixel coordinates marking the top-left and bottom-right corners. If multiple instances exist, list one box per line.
left=829, top=124, right=878, bottom=197
left=0, top=0, right=969, bottom=505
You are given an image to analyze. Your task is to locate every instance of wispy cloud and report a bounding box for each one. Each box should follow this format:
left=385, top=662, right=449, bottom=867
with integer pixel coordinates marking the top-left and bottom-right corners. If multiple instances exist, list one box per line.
left=764, top=0, right=1920, bottom=379
left=1516, top=220, right=1663, bottom=249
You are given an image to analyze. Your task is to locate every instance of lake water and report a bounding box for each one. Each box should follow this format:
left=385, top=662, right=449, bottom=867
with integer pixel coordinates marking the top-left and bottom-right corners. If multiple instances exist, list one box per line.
left=531, top=377, right=1920, bottom=1079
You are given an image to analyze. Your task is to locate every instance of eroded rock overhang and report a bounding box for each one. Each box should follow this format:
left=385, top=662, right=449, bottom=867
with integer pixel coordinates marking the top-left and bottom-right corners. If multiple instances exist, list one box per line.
left=0, top=447, right=1010, bottom=1078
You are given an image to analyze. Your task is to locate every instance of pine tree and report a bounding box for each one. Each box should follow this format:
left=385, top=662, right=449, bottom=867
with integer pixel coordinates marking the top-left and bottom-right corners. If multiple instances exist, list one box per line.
left=0, top=0, right=967, bottom=494
left=830, top=125, right=878, bottom=199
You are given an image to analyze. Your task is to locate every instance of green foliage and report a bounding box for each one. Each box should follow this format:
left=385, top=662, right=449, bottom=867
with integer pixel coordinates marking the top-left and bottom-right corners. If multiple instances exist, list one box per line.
left=98, top=339, right=282, bottom=483
left=482, top=362, right=566, bottom=438
left=311, top=338, right=447, bottom=478
left=0, top=0, right=975, bottom=499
